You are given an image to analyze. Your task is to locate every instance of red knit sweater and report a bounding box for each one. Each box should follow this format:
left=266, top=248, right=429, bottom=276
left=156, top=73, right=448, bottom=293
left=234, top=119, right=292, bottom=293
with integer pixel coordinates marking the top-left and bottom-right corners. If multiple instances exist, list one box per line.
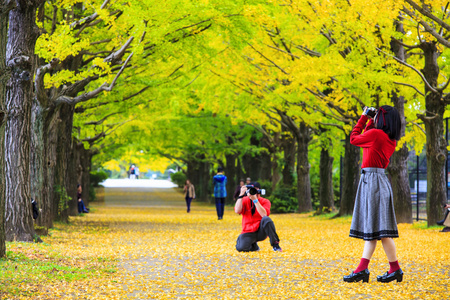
left=350, top=115, right=396, bottom=169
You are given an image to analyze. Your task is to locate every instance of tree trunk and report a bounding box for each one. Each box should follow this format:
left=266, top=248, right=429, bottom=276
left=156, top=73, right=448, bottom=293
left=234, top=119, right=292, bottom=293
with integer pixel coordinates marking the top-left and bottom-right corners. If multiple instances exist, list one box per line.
left=53, top=104, right=75, bottom=221
left=5, top=3, right=40, bottom=241
left=259, top=137, right=272, bottom=183
left=319, top=147, right=335, bottom=211
left=81, top=148, right=92, bottom=206
left=0, top=0, right=11, bottom=256
left=388, top=96, right=413, bottom=224
left=187, top=156, right=210, bottom=203
left=225, top=153, right=237, bottom=203
left=30, top=102, right=57, bottom=228
left=281, top=127, right=296, bottom=187
left=387, top=21, right=412, bottom=224
left=296, top=122, right=312, bottom=212
left=242, top=136, right=263, bottom=181
left=339, top=134, right=361, bottom=216
left=421, top=42, right=446, bottom=226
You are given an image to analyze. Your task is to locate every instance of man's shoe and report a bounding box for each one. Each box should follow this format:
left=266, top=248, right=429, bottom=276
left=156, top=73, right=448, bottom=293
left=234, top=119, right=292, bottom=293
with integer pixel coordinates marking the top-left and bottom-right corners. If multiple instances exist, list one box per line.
left=251, top=243, right=260, bottom=251
left=273, top=243, right=282, bottom=252
left=377, top=269, right=403, bottom=283
left=343, top=269, right=370, bottom=283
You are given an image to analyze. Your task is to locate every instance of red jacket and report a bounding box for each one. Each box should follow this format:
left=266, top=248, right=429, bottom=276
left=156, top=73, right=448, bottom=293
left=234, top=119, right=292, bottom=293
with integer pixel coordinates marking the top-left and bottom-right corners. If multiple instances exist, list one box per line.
left=239, top=196, right=271, bottom=233
left=350, top=115, right=396, bottom=169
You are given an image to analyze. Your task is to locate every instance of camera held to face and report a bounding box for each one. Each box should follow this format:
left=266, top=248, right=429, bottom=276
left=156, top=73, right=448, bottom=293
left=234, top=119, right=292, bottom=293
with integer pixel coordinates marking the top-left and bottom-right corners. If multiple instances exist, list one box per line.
left=365, top=107, right=377, bottom=118
left=245, top=185, right=266, bottom=196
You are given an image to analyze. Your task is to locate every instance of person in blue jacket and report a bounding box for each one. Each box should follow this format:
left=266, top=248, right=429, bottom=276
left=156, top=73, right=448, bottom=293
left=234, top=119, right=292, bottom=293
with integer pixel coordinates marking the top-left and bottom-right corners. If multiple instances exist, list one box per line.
left=213, top=167, right=227, bottom=220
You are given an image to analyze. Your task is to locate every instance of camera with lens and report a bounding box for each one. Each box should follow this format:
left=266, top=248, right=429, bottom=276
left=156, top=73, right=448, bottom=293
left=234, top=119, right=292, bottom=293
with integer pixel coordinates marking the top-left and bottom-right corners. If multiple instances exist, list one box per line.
left=245, top=185, right=266, bottom=196
left=365, top=107, right=377, bottom=118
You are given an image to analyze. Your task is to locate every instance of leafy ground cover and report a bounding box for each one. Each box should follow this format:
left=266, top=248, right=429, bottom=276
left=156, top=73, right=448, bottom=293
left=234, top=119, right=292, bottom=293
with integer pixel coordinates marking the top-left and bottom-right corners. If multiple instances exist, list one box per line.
left=1, top=187, right=449, bottom=299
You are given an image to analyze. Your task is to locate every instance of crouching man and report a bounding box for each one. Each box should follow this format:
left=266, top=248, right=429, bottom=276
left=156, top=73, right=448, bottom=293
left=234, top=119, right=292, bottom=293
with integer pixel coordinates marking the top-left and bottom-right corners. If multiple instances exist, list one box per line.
left=234, top=182, right=282, bottom=252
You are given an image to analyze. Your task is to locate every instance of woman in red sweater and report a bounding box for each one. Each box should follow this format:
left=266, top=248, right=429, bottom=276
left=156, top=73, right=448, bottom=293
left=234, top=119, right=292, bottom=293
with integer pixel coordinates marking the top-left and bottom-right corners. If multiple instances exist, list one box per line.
left=343, top=105, right=403, bottom=284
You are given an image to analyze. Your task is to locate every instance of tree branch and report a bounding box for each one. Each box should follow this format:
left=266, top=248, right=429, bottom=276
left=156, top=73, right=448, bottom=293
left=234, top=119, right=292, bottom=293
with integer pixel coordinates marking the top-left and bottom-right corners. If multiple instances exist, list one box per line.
left=318, top=122, right=344, bottom=131
left=393, top=81, right=425, bottom=96
left=70, top=0, right=110, bottom=36
left=375, top=46, right=438, bottom=93
left=409, top=120, right=426, bottom=134
left=402, top=5, right=450, bottom=48
left=247, top=43, right=289, bottom=75
left=35, top=58, right=59, bottom=106
left=404, top=0, right=450, bottom=32
left=391, top=37, right=421, bottom=49
left=83, top=111, right=122, bottom=126
left=55, top=51, right=133, bottom=106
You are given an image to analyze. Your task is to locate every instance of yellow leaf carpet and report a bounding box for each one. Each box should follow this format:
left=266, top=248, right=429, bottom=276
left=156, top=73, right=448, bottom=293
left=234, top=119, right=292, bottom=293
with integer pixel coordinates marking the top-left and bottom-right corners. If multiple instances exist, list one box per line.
left=1, top=186, right=449, bottom=299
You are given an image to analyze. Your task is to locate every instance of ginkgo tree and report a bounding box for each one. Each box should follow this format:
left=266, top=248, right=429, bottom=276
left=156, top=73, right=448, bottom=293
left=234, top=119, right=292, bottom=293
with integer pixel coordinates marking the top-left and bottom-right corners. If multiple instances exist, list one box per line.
left=4, top=0, right=261, bottom=241
left=198, top=0, right=424, bottom=221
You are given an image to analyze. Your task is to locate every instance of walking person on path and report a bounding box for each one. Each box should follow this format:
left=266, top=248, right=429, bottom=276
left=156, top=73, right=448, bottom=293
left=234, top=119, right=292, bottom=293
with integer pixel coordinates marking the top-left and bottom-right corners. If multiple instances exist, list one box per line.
left=213, top=167, right=227, bottom=220
left=343, top=105, right=403, bottom=283
left=183, top=179, right=195, bottom=213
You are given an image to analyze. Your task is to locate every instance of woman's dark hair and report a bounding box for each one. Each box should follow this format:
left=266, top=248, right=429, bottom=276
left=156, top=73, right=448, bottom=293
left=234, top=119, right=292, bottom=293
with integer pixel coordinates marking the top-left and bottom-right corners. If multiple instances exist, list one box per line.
left=374, top=105, right=401, bottom=140
left=77, top=184, right=81, bottom=188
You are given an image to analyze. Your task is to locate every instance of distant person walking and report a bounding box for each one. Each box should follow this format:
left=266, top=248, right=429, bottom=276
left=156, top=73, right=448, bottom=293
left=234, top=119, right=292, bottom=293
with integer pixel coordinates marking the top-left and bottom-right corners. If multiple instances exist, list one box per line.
left=77, top=184, right=89, bottom=214
left=246, top=177, right=251, bottom=185
left=213, top=167, right=227, bottom=220
left=183, top=179, right=196, bottom=213
left=135, top=166, right=140, bottom=179
left=234, top=179, right=245, bottom=201
left=129, top=165, right=136, bottom=179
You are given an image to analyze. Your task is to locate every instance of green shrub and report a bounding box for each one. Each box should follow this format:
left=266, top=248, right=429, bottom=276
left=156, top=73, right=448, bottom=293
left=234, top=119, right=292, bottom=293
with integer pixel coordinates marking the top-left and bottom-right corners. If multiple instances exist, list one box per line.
left=171, top=171, right=186, bottom=188
left=89, top=184, right=97, bottom=202
left=90, top=170, right=109, bottom=187
left=257, top=180, right=273, bottom=197
left=270, top=185, right=298, bottom=213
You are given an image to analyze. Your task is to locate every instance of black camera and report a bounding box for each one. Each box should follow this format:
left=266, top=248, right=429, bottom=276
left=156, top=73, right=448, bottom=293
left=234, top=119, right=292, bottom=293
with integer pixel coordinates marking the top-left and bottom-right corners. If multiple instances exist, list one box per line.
left=246, top=185, right=258, bottom=195
left=245, top=185, right=266, bottom=196
left=365, top=107, right=377, bottom=118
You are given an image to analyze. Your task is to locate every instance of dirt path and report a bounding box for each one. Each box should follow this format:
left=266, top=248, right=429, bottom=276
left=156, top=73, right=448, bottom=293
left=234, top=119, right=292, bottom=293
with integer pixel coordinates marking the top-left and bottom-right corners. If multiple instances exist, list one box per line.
left=96, top=181, right=449, bottom=299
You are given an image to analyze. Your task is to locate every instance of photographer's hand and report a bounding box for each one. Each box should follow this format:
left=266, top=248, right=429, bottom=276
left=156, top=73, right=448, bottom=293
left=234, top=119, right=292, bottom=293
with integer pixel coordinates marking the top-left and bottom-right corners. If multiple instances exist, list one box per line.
left=235, top=186, right=247, bottom=214
left=362, top=106, right=369, bottom=116
left=240, top=185, right=247, bottom=197
left=250, top=194, right=267, bottom=217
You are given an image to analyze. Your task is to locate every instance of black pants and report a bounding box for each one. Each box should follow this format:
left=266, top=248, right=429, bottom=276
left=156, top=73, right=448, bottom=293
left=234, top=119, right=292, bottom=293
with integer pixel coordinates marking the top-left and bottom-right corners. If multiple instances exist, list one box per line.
left=185, top=196, right=192, bottom=212
left=215, top=197, right=225, bottom=218
left=236, top=216, right=280, bottom=252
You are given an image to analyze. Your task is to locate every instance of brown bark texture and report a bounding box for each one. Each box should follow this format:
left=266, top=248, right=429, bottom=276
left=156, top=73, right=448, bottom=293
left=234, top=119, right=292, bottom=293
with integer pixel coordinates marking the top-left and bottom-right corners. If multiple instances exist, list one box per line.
left=338, top=134, right=361, bottom=216
left=387, top=21, right=412, bottom=224
left=0, top=0, right=12, bottom=256
left=421, top=42, right=447, bottom=226
left=296, top=122, right=312, bottom=212
left=187, top=156, right=210, bottom=203
left=5, top=2, right=41, bottom=241
left=319, top=147, right=335, bottom=211
left=281, top=128, right=296, bottom=187
left=388, top=94, right=413, bottom=223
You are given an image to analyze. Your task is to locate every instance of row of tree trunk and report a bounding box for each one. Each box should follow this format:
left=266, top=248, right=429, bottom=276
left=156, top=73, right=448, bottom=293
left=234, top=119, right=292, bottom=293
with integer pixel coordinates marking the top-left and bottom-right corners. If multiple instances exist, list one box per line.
left=0, top=2, right=95, bottom=254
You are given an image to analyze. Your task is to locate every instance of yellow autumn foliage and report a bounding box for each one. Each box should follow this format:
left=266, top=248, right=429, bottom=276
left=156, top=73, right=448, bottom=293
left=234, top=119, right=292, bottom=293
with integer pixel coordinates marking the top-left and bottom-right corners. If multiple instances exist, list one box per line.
left=1, top=187, right=449, bottom=299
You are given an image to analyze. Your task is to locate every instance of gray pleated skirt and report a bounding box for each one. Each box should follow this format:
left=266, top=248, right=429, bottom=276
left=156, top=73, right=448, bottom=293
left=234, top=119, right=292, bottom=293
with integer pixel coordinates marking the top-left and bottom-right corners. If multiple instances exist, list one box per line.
left=349, top=168, right=398, bottom=241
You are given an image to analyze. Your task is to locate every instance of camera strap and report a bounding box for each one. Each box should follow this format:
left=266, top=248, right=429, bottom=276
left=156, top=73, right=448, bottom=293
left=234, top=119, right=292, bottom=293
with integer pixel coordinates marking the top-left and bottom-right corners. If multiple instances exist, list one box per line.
left=250, top=199, right=256, bottom=216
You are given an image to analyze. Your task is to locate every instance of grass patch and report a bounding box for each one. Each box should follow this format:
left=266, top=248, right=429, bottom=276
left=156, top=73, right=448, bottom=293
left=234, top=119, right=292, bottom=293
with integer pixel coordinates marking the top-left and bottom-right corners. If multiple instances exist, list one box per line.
left=0, top=221, right=117, bottom=298
left=412, top=220, right=444, bottom=230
